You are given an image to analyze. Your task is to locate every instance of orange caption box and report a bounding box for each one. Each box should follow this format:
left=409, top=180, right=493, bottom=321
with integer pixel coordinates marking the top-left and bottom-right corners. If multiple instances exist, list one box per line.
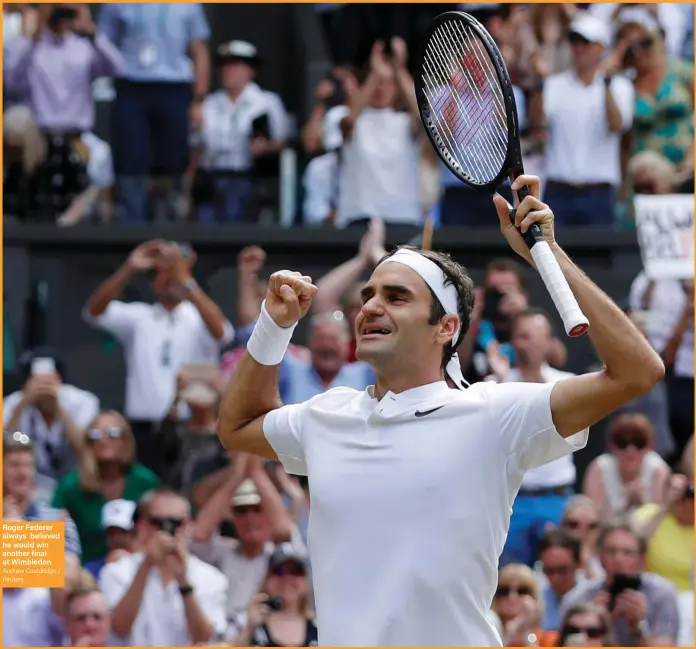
left=1, top=521, right=66, bottom=588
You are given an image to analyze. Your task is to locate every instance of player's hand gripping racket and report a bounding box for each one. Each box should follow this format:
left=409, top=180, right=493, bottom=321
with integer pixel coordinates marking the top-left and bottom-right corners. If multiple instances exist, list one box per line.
left=415, top=11, right=589, bottom=337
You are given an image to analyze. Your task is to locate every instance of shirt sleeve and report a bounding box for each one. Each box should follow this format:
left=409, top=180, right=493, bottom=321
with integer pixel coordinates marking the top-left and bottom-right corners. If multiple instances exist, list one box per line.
left=486, top=381, right=588, bottom=473
left=196, top=569, right=229, bottom=637
left=188, top=3, right=211, bottom=42
left=82, top=301, right=139, bottom=343
left=99, top=561, right=132, bottom=609
left=648, top=579, right=680, bottom=640
left=63, top=515, right=82, bottom=558
left=610, top=76, right=635, bottom=132
left=266, top=93, right=289, bottom=142
left=2, top=392, right=22, bottom=426
left=263, top=402, right=311, bottom=476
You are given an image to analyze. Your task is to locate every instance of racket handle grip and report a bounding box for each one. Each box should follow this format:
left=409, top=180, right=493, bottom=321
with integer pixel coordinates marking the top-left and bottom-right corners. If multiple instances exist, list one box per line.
left=530, top=241, right=590, bottom=338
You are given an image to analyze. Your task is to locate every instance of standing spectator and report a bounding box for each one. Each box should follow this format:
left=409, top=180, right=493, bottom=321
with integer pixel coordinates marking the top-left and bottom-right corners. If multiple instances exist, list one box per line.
left=540, top=13, right=634, bottom=226
left=100, top=487, right=228, bottom=646
left=194, top=40, right=289, bottom=223
left=64, top=587, right=112, bottom=648
left=632, top=472, right=695, bottom=592
left=3, top=432, right=82, bottom=557
left=559, top=521, right=680, bottom=646
left=490, top=309, right=581, bottom=568
left=537, top=530, right=582, bottom=632
left=83, top=240, right=234, bottom=475
left=233, top=545, right=317, bottom=646
left=337, top=39, right=422, bottom=227
left=52, top=410, right=159, bottom=564
left=84, top=499, right=138, bottom=579
left=3, top=347, right=99, bottom=485
left=582, top=413, right=671, bottom=520
left=98, top=3, right=211, bottom=223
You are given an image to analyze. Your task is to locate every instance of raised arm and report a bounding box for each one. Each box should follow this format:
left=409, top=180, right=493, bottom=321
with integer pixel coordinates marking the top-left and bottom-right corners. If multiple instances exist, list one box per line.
left=493, top=176, right=665, bottom=438
left=217, top=271, right=317, bottom=458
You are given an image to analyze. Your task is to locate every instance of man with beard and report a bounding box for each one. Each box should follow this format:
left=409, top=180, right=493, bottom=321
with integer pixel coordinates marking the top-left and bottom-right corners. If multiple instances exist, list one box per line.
left=83, top=240, right=234, bottom=474
left=281, top=311, right=375, bottom=404
left=486, top=309, right=579, bottom=568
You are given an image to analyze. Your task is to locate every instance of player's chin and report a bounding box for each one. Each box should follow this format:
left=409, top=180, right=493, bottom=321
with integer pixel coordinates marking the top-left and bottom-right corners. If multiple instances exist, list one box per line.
left=355, top=333, right=395, bottom=358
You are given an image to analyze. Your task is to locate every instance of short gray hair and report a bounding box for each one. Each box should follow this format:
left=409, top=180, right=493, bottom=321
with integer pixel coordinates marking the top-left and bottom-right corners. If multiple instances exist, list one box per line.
left=310, top=311, right=350, bottom=339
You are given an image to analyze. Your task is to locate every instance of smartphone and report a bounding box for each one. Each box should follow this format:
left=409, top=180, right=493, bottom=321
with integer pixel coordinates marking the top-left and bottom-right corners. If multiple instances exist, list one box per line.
left=609, top=574, right=642, bottom=609
left=265, top=596, right=283, bottom=611
left=482, top=288, right=504, bottom=323
left=31, top=357, right=56, bottom=376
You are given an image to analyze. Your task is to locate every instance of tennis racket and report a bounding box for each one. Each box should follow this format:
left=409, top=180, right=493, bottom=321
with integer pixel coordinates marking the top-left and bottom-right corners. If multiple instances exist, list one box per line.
left=415, top=11, right=589, bottom=337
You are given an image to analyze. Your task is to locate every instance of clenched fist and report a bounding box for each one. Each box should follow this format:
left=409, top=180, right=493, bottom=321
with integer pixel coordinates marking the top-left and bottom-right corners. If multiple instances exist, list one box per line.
left=266, top=271, right=318, bottom=328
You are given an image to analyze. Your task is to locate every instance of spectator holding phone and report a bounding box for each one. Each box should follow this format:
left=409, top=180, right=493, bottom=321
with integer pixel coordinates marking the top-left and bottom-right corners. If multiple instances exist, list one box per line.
left=632, top=472, right=695, bottom=592
left=559, top=521, right=679, bottom=646
left=233, top=545, right=316, bottom=647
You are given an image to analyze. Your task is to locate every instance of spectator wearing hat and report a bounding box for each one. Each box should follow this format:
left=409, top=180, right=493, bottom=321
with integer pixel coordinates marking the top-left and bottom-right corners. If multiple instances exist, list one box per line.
left=191, top=455, right=306, bottom=634
left=192, top=40, right=289, bottom=223
left=3, top=348, right=99, bottom=483
left=234, top=544, right=317, bottom=647
left=98, top=3, right=211, bottom=223
left=2, top=432, right=81, bottom=556
left=84, top=499, right=137, bottom=580
left=538, top=12, right=635, bottom=227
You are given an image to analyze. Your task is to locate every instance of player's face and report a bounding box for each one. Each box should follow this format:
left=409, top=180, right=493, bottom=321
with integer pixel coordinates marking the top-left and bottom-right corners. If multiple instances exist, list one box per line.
left=511, top=314, right=551, bottom=366
left=355, top=264, right=449, bottom=369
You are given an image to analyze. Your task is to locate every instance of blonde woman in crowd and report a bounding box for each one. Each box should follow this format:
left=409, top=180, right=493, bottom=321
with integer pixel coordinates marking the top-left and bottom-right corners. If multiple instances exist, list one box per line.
left=582, top=413, right=670, bottom=520
left=52, top=410, right=158, bottom=564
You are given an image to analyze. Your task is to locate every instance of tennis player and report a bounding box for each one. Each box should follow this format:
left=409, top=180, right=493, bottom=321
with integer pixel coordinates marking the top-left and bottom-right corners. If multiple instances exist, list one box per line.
left=218, top=175, right=664, bottom=646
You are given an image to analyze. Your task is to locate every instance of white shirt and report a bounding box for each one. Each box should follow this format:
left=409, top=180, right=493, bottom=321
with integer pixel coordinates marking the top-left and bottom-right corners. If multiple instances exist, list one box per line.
left=2, top=588, right=63, bottom=647
left=543, top=70, right=634, bottom=186
left=200, top=83, right=289, bottom=172
left=99, top=552, right=228, bottom=647
left=338, top=107, right=422, bottom=227
left=83, top=301, right=234, bottom=421
left=497, top=365, right=580, bottom=490
left=3, top=384, right=99, bottom=477
left=629, top=272, right=694, bottom=378
left=263, top=380, right=588, bottom=646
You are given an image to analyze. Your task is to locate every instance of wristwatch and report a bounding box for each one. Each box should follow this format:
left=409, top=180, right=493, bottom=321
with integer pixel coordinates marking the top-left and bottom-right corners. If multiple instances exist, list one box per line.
left=603, top=74, right=613, bottom=87
left=179, top=584, right=194, bottom=597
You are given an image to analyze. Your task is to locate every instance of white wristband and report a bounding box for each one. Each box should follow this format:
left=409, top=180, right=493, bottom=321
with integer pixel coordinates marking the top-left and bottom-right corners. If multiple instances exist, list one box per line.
left=247, top=301, right=297, bottom=366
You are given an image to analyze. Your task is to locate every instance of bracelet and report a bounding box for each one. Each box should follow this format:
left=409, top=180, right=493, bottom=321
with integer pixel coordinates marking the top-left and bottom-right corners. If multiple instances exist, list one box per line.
left=247, top=301, right=296, bottom=366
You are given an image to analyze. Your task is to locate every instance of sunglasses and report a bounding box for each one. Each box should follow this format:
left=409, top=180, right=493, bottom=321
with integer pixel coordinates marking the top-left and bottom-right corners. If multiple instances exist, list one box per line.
left=565, top=624, right=605, bottom=639
left=496, top=585, right=533, bottom=598
left=272, top=563, right=305, bottom=577
left=87, top=427, right=123, bottom=442
left=73, top=612, right=106, bottom=623
left=543, top=564, right=574, bottom=576
left=563, top=518, right=598, bottom=531
left=613, top=436, right=647, bottom=450
left=569, top=32, right=591, bottom=46
left=148, top=516, right=185, bottom=534
left=633, top=35, right=654, bottom=50
left=234, top=505, right=262, bottom=515
left=634, top=182, right=657, bottom=195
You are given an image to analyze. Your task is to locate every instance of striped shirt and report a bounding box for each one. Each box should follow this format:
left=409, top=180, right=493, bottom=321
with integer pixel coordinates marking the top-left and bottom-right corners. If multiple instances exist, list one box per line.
left=24, top=501, right=82, bottom=557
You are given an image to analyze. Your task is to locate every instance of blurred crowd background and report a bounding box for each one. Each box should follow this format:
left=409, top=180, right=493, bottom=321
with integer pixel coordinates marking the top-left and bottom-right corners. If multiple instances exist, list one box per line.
left=2, top=2, right=694, bottom=648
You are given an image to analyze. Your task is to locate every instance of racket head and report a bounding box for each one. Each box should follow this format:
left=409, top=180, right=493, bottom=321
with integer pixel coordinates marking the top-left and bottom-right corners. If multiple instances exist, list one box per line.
left=415, top=11, right=525, bottom=193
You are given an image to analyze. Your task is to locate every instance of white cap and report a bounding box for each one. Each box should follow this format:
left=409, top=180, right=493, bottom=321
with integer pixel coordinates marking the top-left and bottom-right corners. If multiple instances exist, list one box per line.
left=232, top=479, right=262, bottom=508
left=217, top=40, right=260, bottom=63
left=569, top=13, right=611, bottom=48
left=101, top=499, right=136, bottom=531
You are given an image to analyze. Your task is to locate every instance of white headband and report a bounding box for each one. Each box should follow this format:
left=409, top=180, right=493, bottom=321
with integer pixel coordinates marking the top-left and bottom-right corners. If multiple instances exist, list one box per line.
left=378, top=249, right=469, bottom=390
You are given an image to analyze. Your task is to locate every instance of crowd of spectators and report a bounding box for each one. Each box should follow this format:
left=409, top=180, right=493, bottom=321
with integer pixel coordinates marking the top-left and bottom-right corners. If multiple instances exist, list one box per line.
left=2, top=2, right=694, bottom=648
left=2, top=2, right=693, bottom=227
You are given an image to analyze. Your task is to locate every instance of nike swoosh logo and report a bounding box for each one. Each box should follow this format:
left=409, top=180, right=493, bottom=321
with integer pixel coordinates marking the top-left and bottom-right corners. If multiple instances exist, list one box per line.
left=414, top=405, right=446, bottom=418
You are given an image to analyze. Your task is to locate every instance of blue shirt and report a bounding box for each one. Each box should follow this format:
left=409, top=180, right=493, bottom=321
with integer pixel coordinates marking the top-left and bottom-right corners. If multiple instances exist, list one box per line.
left=98, top=3, right=210, bottom=83
left=542, top=582, right=562, bottom=631
left=280, top=356, right=375, bottom=405
left=25, top=501, right=82, bottom=558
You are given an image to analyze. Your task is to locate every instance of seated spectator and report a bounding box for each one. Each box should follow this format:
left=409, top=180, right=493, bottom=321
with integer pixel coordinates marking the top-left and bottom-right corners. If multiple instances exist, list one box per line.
left=536, top=530, right=582, bottom=631
left=556, top=602, right=615, bottom=646
left=50, top=552, right=96, bottom=632
left=52, top=410, right=159, bottom=564
left=582, top=413, right=670, bottom=519
left=3, top=347, right=99, bottom=483
left=558, top=496, right=604, bottom=581
left=84, top=499, right=137, bottom=580
left=618, top=17, right=694, bottom=168
left=3, top=432, right=81, bottom=556
left=559, top=521, right=680, bottom=646
left=632, top=472, right=695, bottom=592
left=191, top=455, right=306, bottom=633
left=193, top=40, right=289, bottom=223
left=233, top=545, right=317, bottom=646
left=491, top=563, right=557, bottom=646
left=337, top=39, right=422, bottom=227
left=3, top=3, right=123, bottom=221
left=100, top=487, right=228, bottom=645
left=64, top=586, right=112, bottom=648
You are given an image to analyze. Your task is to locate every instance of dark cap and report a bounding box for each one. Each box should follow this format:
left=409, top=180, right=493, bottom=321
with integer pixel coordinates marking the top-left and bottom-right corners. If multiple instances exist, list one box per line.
left=268, top=543, right=308, bottom=574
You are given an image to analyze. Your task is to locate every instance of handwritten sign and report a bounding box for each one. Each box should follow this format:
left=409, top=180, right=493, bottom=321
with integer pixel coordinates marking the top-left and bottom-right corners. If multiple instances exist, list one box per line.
left=635, top=194, right=694, bottom=280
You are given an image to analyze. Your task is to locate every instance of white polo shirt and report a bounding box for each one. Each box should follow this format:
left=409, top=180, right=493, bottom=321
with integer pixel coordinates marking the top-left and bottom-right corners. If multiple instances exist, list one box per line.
left=100, top=552, right=228, bottom=646
left=543, top=70, right=634, bottom=186
left=496, top=365, right=580, bottom=490
left=263, top=379, right=588, bottom=646
left=84, top=301, right=234, bottom=421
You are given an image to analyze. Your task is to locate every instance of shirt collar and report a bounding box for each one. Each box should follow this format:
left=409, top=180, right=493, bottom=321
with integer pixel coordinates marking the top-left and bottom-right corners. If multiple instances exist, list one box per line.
left=366, top=380, right=451, bottom=403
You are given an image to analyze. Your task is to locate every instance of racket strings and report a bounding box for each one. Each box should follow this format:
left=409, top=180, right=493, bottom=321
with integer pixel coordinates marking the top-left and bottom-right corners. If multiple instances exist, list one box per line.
left=421, top=21, right=508, bottom=185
